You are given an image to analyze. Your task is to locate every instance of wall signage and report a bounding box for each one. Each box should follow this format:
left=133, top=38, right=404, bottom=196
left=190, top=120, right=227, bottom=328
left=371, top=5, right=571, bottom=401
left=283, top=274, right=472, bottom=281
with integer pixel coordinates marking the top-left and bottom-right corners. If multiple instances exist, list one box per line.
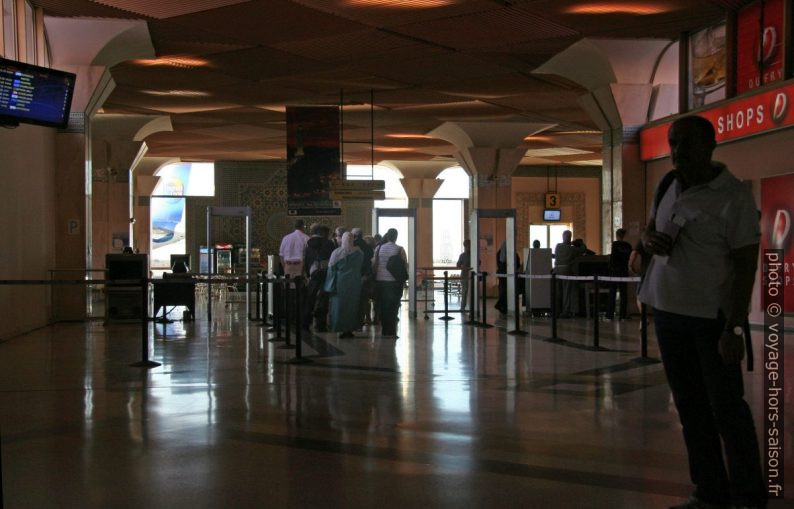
left=737, top=0, right=784, bottom=95
left=544, top=192, right=560, bottom=209
left=640, top=81, right=794, bottom=161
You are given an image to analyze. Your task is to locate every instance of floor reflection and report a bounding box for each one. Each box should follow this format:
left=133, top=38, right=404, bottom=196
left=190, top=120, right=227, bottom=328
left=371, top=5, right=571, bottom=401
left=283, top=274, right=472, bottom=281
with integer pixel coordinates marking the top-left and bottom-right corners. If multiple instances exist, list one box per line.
left=0, top=296, right=790, bottom=508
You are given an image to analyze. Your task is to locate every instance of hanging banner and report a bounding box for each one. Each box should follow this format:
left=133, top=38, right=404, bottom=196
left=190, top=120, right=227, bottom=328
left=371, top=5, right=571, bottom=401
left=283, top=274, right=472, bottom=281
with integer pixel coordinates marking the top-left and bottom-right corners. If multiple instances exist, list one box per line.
left=761, top=173, right=794, bottom=312
left=640, top=80, right=794, bottom=160
left=286, top=106, right=341, bottom=216
left=737, top=0, right=784, bottom=95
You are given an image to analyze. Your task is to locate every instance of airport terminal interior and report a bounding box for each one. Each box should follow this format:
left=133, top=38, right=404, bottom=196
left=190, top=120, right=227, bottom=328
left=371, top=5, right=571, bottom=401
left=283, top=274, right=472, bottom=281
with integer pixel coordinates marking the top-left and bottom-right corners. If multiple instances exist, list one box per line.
left=1, top=0, right=793, bottom=507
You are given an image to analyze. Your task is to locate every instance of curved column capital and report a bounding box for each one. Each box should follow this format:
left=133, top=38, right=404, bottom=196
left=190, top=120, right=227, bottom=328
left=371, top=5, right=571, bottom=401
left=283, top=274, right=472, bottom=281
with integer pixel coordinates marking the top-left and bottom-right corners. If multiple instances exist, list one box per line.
left=428, top=121, right=554, bottom=149
left=44, top=17, right=154, bottom=67
left=380, top=160, right=456, bottom=180
left=400, top=178, right=444, bottom=200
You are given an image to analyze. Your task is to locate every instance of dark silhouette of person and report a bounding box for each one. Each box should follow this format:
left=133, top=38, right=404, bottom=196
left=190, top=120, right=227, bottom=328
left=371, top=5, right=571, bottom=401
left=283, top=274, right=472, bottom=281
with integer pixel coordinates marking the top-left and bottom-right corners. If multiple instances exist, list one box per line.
left=606, top=228, right=632, bottom=319
left=639, top=115, right=765, bottom=509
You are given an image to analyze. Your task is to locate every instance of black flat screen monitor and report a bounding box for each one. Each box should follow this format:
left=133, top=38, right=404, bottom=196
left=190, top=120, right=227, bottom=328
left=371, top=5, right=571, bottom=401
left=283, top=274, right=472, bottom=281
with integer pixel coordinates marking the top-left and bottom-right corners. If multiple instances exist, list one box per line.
left=170, top=254, right=191, bottom=273
left=543, top=209, right=561, bottom=221
left=106, top=254, right=148, bottom=283
left=0, top=58, right=76, bottom=129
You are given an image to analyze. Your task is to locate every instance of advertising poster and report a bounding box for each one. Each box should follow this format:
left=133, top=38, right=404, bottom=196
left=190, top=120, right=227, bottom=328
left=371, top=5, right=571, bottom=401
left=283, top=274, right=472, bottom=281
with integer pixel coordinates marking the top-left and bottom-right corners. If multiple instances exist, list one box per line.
left=737, top=0, right=784, bottom=94
left=286, top=106, right=341, bottom=216
left=689, top=22, right=727, bottom=109
left=761, top=173, right=794, bottom=312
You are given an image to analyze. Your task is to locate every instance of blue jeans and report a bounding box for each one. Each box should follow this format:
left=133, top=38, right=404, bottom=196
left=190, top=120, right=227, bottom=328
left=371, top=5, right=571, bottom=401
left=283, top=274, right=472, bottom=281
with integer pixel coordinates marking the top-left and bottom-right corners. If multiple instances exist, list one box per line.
left=654, top=308, right=766, bottom=507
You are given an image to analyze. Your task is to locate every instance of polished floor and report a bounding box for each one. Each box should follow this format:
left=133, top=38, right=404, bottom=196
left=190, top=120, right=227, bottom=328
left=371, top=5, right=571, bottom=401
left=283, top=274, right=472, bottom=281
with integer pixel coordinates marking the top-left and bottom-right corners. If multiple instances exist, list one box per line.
left=1, top=292, right=791, bottom=508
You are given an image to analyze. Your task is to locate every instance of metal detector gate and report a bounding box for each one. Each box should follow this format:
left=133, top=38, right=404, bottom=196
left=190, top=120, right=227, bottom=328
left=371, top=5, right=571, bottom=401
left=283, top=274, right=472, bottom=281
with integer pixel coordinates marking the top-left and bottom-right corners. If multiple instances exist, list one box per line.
left=470, top=208, right=518, bottom=321
left=205, top=206, right=252, bottom=321
left=373, top=208, right=417, bottom=318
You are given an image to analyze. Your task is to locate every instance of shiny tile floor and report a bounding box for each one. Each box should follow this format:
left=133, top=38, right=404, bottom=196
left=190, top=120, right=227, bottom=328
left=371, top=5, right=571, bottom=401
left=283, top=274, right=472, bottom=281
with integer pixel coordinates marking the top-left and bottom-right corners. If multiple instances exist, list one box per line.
left=1, top=294, right=791, bottom=508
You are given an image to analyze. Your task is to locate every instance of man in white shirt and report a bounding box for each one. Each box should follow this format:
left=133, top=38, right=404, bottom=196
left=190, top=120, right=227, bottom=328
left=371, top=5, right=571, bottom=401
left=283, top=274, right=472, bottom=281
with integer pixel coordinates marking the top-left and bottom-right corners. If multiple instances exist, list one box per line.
left=279, top=219, right=309, bottom=278
left=640, top=116, right=764, bottom=509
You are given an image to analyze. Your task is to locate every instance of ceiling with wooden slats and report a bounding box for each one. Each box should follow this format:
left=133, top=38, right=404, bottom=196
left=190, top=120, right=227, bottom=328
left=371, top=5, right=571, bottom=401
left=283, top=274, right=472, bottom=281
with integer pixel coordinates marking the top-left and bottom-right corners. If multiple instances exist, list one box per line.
left=34, top=0, right=755, bottom=165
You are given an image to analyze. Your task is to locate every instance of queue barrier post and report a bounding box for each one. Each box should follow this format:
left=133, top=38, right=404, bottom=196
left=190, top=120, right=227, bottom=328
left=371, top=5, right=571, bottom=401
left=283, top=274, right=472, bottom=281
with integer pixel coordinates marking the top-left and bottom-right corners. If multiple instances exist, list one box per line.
left=592, top=275, right=600, bottom=351
left=279, top=275, right=295, bottom=350
left=508, top=274, right=527, bottom=336
left=289, top=276, right=311, bottom=364
left=439, top=271, right=454, bottom=321
left=466, top=269, right=478, bottom=325
left=640, top=302, right=648, bottom=358
left=131, top=277, right=161, bottom=368
left=254, top=272, right=261, bottom=322
left=268, top=277, right=284, bottom=341
left=477, top=272, right=493, bottom=329
left=550, top=272, right=558, bottom=340
left=424, top=275, right=430, bottom=320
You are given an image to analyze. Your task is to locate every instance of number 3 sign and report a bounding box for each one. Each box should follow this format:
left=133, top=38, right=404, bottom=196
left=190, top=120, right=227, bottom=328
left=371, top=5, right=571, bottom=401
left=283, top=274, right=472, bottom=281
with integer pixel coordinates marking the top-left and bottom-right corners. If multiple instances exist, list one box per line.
left=545, top=192, right=560, bottom=208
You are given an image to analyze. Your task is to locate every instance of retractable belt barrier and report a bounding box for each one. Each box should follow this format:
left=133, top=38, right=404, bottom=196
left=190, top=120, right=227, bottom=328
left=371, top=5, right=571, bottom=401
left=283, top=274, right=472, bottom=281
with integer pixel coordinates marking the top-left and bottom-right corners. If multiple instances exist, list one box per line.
left=422, top=271, right=461, bottom=320
left=471, top=272, right=649, bottom=356
left=0, top=274, right=311, bottom=366
left=1, top=272, right=653, bottom=362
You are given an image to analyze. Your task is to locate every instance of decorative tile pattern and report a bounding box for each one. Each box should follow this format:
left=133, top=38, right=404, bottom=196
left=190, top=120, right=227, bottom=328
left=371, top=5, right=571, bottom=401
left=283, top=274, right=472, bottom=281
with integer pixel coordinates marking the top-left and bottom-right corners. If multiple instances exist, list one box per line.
left=185, top=161, right=374, bottom=261
left=515, top=192, right=586, bottom=249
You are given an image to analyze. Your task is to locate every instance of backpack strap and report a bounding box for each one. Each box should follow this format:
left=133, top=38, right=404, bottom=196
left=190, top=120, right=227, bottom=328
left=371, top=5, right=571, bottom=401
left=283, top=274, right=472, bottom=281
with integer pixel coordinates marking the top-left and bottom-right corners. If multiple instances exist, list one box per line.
left=652, top=170, right=679, bottom=217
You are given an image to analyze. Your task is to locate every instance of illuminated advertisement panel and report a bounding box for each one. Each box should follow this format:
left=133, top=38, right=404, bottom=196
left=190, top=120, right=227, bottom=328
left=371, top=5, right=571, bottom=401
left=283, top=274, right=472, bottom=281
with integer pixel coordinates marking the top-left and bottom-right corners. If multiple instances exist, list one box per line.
left=737, top=0, right=784, bottom=94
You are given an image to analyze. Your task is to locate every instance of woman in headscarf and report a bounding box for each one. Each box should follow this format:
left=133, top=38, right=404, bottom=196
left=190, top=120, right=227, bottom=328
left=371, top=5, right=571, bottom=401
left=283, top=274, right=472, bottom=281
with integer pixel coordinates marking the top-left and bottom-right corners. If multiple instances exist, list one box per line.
left=325, top=232, right=363, bottom=338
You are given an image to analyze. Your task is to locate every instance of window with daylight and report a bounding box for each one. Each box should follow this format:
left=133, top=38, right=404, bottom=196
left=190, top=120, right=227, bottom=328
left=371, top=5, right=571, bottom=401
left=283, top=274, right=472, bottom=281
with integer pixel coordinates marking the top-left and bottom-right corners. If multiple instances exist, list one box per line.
left=433, top=166, right=469, bottom=268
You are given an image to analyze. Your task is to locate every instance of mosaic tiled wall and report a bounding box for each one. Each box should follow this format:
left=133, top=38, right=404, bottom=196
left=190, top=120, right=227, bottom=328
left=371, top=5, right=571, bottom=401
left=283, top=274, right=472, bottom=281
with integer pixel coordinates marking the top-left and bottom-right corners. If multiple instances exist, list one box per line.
left=186, top=161, right=372, bottom=260
left=515, top=192, right=586, bottom=248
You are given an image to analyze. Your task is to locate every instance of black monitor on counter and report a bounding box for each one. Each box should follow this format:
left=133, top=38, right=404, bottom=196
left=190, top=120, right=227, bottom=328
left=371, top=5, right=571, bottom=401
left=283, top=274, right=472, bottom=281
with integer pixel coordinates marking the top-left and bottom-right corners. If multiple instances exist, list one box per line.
left=170, top=254, right=191, bottom=273
left=106, top=254, right=148, bottom=284
left=0, top=57, right=76, bottom=129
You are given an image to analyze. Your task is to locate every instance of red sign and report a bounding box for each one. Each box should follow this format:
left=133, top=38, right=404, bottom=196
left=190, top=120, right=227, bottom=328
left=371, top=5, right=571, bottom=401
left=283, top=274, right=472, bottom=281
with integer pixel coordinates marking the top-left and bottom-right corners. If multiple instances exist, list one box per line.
left=640, top=81, right=794, bottom=160
left=761, top=174, right=794, bottom=312
left=737, top=0, right=784, bottom=95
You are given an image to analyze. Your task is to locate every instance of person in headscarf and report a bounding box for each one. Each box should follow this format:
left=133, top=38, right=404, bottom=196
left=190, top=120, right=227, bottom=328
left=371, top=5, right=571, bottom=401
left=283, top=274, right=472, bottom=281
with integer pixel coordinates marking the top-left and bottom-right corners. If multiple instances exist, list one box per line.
left=325, top=232, right=363, bottom=338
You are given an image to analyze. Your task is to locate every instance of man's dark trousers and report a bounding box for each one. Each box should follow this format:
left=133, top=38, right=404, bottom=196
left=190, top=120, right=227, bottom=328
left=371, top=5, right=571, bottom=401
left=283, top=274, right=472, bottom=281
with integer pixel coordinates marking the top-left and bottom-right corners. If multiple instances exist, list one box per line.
left=654, top=308, right=766, bottom=508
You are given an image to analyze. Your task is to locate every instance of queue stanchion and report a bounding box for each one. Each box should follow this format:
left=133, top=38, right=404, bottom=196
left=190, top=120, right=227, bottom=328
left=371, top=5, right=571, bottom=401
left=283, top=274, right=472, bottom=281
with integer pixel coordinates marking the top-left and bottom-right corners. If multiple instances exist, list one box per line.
left=268, top=277, right=284, bottom=341
left=478, top=272, right=493, bottom=329
left=593, top=275, right=600, bottom=351
left=260, top=275, right=270, bottom=326
left=551, top=272, right=558, bottom=340
left=440, top=271, right=454, bottom=321
left=466, top=270, right=478, bottom=325
left=289, top=276, right=311, bottom=364
left=131, top=277, right=161, bottom=368
left=508, top=274, right=527, bottom=336
left=254, top=273, right=261, bottom=322
left=1, top=424, right=3, bottom=509
left=279, top=275, right=295, bottom=350
left=424, top=273, right=430, bottom=320
left=640, top=302, right=648, bottom=358
left=207, top=273, right=213, bottom=323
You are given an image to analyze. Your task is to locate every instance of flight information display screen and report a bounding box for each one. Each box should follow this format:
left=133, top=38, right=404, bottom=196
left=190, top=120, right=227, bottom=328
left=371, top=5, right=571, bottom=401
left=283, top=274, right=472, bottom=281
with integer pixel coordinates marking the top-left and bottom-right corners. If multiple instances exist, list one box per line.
left=0, top=58, right=76, bottom=129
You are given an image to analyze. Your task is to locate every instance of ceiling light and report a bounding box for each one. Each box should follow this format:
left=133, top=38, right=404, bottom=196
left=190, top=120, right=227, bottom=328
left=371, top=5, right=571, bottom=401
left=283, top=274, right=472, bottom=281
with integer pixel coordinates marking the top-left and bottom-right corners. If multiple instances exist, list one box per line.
left=377, top=147, right=415, bottom=152
left=386, top=133, right=432, bottom=139
left=141, top=90, right=210, bottom=97
left=524, top=135, right=554, bottom=142
left=132, top=56, right=210, bottom=68
left=344, top=0, right=455, bottom=8
left=524, top=147, right=593, bottom=157
left=564, top=3, right=668, bottom=15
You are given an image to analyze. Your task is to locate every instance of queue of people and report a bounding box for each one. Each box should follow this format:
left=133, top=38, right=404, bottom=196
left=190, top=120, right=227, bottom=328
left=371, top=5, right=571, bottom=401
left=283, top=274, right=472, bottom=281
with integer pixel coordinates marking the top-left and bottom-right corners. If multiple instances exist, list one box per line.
left=278, top=220, right=407, bottom=339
